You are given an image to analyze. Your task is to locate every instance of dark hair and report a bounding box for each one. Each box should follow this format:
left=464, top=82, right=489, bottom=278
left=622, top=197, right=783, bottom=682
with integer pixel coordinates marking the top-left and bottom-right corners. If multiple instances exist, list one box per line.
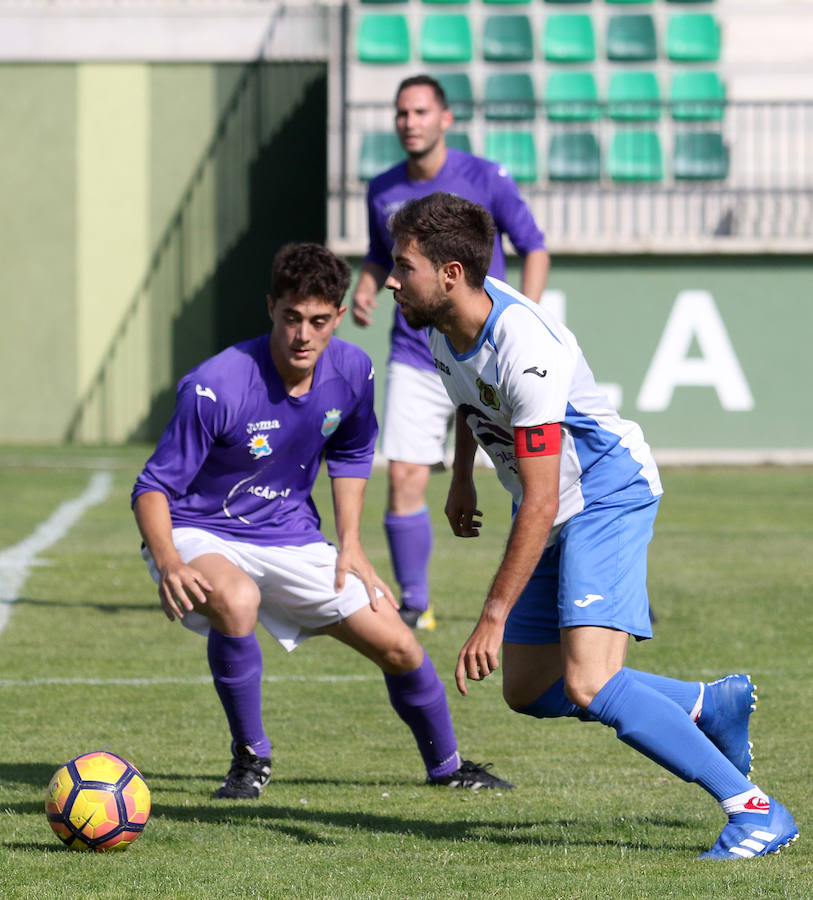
left=395, top=74, right=448, bottom=109
left=270, top=242, right=351, bottom=308
left=389, top=192, right=496, bottom=288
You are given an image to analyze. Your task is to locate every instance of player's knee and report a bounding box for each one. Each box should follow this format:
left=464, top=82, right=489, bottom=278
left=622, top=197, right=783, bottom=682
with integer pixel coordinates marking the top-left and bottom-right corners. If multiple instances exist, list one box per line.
left=205, top=579, right=261, bottom=633
left=379, top=632, right=424, bottom=674
left=502, top=679, right=536, bottom=711
left=562, top=677, right=595, bottom=711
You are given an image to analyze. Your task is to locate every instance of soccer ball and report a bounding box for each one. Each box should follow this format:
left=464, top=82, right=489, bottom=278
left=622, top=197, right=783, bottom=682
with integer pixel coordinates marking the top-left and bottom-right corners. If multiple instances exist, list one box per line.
left=45, top=750, right=151, bottom=852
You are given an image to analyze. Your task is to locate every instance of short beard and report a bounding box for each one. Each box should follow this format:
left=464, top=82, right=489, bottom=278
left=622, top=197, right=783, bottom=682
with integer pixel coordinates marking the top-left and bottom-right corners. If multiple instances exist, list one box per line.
left=401, top=293, right=453, bottom=331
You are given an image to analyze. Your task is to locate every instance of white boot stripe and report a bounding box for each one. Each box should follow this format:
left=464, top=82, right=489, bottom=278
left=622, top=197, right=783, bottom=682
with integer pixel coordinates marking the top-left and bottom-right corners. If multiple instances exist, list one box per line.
left=741, top=838, right=767, bottom=852
left=751, top=830, right=777, bottom=841
left=730, top=847, right=755, bottom=858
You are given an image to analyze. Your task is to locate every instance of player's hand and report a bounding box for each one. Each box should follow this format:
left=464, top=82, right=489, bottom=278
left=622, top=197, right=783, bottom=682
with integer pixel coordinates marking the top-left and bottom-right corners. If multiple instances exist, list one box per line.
left=351, top=292, right=377, bottom=328
left=157, top=561, right=212, bottom=622
left=455, top=612, right=505, bottom=695
left=445, top=476, right=482, bottom=537
left=335, top=543, right=398, bottom=612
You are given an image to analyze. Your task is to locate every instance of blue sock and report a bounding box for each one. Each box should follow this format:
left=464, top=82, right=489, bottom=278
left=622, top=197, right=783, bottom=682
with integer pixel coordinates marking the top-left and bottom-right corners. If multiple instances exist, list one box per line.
left=207, top=629, right=272, bottom=759
left=587, top=668, right=753, bottom=801
left=384, top=508, right=432, bottom=612
left=513, top=677, right=591, bottom=720
left=627, top=669, right=701, bottom=715
left=384, top=653, right=459, bottom=780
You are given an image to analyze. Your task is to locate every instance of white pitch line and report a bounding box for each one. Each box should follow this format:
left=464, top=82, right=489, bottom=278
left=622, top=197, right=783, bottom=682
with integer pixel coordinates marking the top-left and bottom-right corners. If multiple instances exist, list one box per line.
left=0, top=470, right=113, bottom=634
left=0, top=674, right=381, bottom=688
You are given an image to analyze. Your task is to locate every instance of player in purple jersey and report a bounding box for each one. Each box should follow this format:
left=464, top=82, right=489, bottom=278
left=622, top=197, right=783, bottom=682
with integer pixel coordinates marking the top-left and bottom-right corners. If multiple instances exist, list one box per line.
left=351, top=75, right=549, bottom=631
left=132, top=242, right=513, bottom=798
left=383, top=193, right=798, bottom=860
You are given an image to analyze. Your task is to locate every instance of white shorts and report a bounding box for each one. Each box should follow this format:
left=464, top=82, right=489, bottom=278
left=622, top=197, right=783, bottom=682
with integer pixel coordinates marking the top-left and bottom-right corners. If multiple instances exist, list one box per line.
left=381, top=361, right=454, bottom=466
left=381, top=360, right=494, bottom=470
left=142, top=527, right=371, bottom=652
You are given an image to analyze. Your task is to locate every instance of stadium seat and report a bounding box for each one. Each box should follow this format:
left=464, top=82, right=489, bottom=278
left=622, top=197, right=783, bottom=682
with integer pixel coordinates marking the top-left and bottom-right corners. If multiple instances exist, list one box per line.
left=607, top=0, right=652, bottom=4
left=358, top=132, right=405, bottom=181
left=423, top=0, right=470, bottom=4
left=484, top=73, right=537, bottom=121
left=483, top=15, right=534, bottom=62
left=608, top=71, right=660, bottom=121
left=673, top=131, right=729, bottom=179
left=545, top=71, right=600, bottom=121
left=485, top=131, right=538, bottom=182
left=421, top=15, right=473, bottom=62
left=606, top=14, right=657, bottom=61
left=446, top=131, right=473, bottom=153
left=670, top=71, right=726, bottom=121
left=608, top=130, right=663, bottom=181
left=667, top=14, right=721, bottom=62
left=548, top=132, right=601, bottom=181
left=485, top=0, right=530, bottom=5
left=357, top=15, right=411, bottom=63
left=544, top=14, right=596, bottom=62
left=434, top=72, right=474, bottom=121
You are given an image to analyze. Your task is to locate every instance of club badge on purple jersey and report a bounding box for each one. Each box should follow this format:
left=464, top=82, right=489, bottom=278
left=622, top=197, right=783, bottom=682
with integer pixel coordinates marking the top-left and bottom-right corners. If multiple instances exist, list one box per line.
left=321, top=408, right=342, bottom=437
left=248, top=434, right=272, bottom=459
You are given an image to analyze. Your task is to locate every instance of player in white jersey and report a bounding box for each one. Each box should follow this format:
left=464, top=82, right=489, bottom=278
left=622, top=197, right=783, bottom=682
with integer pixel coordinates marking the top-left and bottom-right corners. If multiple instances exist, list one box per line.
left=384, top=192, right=798, bottom=860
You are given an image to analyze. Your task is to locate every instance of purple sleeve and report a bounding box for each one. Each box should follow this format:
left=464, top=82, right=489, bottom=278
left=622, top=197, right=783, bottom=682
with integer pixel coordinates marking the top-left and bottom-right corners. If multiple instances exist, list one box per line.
left=363, top=185, right=394, bottom=271
left=130, top=378, right=222, bottom=505
left=489, top=170, right=546, bottom=256
left=324, top=363, right=378, bottom=479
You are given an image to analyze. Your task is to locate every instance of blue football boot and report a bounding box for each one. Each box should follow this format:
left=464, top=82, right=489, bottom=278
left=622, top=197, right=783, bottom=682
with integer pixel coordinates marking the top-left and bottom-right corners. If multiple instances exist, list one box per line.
left=697, top=674, right=756, bottom=776
left=699, top=797, right=799, bottom=860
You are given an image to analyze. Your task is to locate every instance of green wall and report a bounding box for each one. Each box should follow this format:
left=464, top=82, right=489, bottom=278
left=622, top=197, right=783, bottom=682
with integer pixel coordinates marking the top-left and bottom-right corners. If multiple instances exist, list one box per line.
left=0, top=61, right=327, bottom=443
left=338, top=255, right=813, bottom=455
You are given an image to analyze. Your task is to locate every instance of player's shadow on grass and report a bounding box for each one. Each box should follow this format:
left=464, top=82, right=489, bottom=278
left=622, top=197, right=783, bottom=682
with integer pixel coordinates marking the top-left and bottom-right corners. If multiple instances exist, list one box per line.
left=0, top=761, right=62, bottom=791
left=151, top=800, right=688, bottom=851
left=10, top=595, right=154, bottom=614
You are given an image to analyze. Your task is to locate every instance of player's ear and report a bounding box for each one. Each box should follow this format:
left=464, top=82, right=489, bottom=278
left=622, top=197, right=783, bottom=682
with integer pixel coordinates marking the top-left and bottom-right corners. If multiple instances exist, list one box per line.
left=440, top=107, right=454, bottom=131
left=333, top=305, right=348, bottom=329
left=266, top=294, right=275, bottom=319
left=442, top=261, right=464, bottom=291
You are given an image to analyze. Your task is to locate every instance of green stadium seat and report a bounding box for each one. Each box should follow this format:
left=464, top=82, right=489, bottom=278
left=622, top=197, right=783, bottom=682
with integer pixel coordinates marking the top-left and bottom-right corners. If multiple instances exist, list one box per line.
left=358, top=132, right=405, bottom=180
left=484, top=73, right=537, bottom=121
left=357, top=15, right=411, bottom=63
left=548, top=132, right=601, bottom=181
left=421, top=14, right=473, bottom=62
left=545, top=71, right=600, bottom=121
left=446, top=131, right=473, bottom=153
left=606, top=14, right=657, bottom=61
left=483, top=15, right=534, bottom=62
left=673, top=131, right=729, bottom=179
left=667, top=14, right=721, bottom=62
left=544, top=14, right=596, bottom=62
left=670, top=71, right=726, bottom=121
left=608, top=130, right=663, bottom=181
left=485, top=130, right=538, bottom=182
left=608, top=71, right=660, bottom=121
left=433, top=72, right=474, bottom=121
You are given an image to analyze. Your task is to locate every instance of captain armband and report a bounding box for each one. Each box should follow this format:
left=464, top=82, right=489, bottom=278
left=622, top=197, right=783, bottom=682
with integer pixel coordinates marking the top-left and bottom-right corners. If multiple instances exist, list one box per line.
left=513, top=424, right=562, bottom=458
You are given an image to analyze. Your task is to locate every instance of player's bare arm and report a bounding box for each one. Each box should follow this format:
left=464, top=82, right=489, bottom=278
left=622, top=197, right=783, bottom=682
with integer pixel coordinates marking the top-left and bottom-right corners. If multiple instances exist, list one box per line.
left=331, top=476, right=397, bottom=611
left=455, top=449, right=560, bottom=695
left=133, top=491, right=213, bottom=622
left=520, top=249, right=551, bottom=305
left=351, top=261, right=389, bottom=327
left=445, top=409, right=482, bottom=538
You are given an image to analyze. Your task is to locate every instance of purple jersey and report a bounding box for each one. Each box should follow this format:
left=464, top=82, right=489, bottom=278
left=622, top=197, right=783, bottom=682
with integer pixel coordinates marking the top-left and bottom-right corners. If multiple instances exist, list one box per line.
left=132, top=335, right=377, bottom=546
left=365, top=147, right=546, bottom=372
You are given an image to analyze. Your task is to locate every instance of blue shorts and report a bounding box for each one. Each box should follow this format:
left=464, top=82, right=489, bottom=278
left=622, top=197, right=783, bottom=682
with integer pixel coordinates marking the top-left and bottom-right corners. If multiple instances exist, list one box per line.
left=504, top=488, right=660, bottom=645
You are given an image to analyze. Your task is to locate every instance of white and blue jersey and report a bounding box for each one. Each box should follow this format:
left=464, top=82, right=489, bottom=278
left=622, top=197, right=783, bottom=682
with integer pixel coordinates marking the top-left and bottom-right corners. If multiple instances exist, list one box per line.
left=428, top=277, right=662, bottom=533
left=132, top=335, right=378, bottom=547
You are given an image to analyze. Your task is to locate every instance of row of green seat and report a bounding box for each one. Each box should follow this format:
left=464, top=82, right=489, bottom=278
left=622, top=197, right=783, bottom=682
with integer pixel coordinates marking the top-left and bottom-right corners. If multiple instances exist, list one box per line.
left=358, top=12, right=720, bottom=63
left=359, top=128, right=729, bottom=181
left=436, top=70, right=724, bottom=121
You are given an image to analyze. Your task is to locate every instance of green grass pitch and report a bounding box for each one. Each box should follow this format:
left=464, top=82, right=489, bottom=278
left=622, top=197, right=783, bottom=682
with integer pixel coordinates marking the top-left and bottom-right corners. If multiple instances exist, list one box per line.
left=0, top=446, right=811, bottom=898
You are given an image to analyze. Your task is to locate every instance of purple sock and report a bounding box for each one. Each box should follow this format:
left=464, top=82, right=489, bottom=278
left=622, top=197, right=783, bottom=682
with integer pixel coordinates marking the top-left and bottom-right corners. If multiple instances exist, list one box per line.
left=384, top=508, right=433, bottom=612
left=384, top=653, right=459, bottom=780
left=207, top=629, right=271, bottom=758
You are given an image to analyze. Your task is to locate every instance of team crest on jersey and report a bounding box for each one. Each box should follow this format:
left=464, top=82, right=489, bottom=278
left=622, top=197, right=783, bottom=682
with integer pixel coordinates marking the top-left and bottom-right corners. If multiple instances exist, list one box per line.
left=247, top=434, right=272, bottom=459
left=321, top=408, right=342, bottom=436
left=476, top=378, right=500, bottom=411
